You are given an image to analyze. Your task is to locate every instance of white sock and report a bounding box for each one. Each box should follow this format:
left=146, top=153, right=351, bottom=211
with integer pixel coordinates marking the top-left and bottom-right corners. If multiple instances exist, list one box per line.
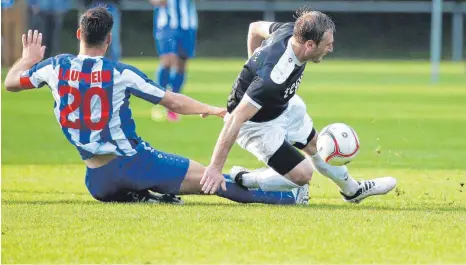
left=241, top=168, right=301, bottom=191
left=309, top=153, right=360, bottom=196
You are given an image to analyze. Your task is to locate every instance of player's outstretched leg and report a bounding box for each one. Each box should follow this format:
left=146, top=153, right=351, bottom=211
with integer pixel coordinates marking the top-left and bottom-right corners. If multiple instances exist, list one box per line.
left=85, top=140, right=301, bottom=205
left=176, top=159, right=298, bottom=205
left=228, top=141, right=312, bottom=205
left=302, top=133, right=397, bottom=203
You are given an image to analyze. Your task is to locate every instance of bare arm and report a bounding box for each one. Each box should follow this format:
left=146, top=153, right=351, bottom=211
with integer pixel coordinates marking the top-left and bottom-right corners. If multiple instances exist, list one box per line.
left=4, top=58, right=38, bottom=92
left=200, top=100, right=259, bottom=194
left=159, top=90, right=226, bottom=117
left=247, top=21, right=273, bottom=58
left=4, top=30, right=46, bottom=92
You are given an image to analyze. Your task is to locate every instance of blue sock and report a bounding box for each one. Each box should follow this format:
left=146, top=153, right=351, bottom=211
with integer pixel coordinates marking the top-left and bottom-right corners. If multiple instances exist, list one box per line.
left=216, top=175, right=296, bottom=205
left=156, top=66, right=170, bottom=88
left=169, top=70, right=185, bottom=94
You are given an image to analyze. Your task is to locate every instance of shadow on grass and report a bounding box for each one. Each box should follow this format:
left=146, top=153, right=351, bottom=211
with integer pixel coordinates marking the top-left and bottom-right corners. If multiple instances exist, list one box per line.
left=2, top=199, right=465, bottom=213
left=2, top=189, right=87, bottom=195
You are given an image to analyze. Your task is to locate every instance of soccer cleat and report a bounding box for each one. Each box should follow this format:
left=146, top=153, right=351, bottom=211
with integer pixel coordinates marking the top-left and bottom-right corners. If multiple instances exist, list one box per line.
left=230, top=166, right=310, bottom=205
left=341, top=176, right=397, bottom=204
left=167, top=111, right=180, bottom=122
left=127, top=190, right=184, bottom=205
left=229, top=166, right=250, bottom=188
left=293, top=183, right=310, bottom=205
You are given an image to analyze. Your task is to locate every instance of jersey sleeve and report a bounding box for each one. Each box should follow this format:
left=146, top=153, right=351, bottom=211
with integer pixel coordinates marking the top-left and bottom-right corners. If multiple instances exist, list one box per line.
left=19, top=58, right=54, bottom=89
left=269, top=22, right=285, bottom=34
left=122, top=65, right=166, bottom=104
left=244, top=64, right=284, bottom=109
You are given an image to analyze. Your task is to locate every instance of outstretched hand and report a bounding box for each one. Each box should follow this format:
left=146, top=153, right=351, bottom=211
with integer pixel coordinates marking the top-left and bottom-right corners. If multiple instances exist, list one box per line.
left=200, top=106, right=227, bottom=119
left=22, top=29, right=46, bottom=64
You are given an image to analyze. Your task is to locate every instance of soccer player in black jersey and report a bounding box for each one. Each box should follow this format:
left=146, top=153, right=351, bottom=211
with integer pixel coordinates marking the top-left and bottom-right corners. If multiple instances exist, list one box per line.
left=201, top=8, right=397, bottom=204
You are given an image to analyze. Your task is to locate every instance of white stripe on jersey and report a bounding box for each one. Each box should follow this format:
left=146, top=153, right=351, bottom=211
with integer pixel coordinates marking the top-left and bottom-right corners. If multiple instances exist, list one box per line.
left=66, top=59, right=85, bottom=145
left=168, top=0, right=178, bottom=29
left=157, top=7, right=168, bottom=29
left=108, top=69, right=134, bottom=154
left=121, top=70, right=165, bottom=99
left=189, top=0, right=198, bottom=29
left=27, top=64, right=54, bottom=87
left=180, top=0, right=189, bottom=30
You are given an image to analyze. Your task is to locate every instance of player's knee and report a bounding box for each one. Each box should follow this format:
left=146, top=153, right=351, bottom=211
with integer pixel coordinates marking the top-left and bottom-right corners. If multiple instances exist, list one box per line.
left=175, top=58, right=187, bottom=72
left=160, top=54, right=176, bottom=68
left=288, top=164, right=313, bottom=186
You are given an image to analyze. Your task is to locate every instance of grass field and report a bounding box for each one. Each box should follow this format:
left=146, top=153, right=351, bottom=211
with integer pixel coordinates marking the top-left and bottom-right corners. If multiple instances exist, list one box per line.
left=2, top=59, right=466, bottom=264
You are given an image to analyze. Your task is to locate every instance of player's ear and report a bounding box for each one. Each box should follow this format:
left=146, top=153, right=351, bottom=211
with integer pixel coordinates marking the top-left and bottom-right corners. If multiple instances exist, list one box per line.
left=106, top=33, right=112, bottom=45
left=76, top=28, right=81, bottom=40
left=306, top=40, right=316, bottom=50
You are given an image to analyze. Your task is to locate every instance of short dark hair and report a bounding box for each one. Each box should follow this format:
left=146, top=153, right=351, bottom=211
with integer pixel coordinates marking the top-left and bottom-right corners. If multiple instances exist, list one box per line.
left=293, top=8, right=335, bottom=45
left=79, top=6, right=114, bottom=46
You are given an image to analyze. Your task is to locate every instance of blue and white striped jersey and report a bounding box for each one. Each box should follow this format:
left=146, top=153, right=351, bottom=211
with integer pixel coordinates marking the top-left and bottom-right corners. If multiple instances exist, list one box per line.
left=20, top=54, right=166, bottom=160
left=154, top=0, right=198, bottom=30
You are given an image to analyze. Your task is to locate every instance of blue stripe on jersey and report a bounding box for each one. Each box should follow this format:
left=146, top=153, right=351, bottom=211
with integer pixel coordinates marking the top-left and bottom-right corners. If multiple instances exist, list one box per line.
left=57, top=55, right=75, bottom=145
left=78, top=59, right=95, bottom=144
left=114, top=62, right=139, bottom=149
left=99, top=59, right=125, bottom=156
left=98, top=59, right=113, bottom=144
left=119, top=89, right=137, bottom=140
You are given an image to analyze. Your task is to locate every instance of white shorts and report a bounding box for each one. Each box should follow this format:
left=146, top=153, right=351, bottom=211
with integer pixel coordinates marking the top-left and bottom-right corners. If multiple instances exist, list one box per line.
left=229, top=95, right=314, bottom=163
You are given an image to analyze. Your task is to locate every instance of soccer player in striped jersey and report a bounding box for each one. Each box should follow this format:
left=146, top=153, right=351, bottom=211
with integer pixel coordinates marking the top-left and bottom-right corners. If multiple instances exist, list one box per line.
left=4, top=7, right=308, bottom=205
left=149, top=0, right=197, bottom=121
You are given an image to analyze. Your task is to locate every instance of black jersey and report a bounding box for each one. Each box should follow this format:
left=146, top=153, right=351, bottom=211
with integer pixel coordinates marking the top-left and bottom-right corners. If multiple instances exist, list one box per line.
left=227, top=22, right=306, bottom=122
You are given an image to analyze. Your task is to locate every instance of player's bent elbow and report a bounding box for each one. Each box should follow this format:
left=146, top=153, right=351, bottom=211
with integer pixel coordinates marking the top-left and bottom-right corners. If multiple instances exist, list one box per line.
left=248, top=22, right=261, bottom=36
left=3, top=79, right=21, bottom=92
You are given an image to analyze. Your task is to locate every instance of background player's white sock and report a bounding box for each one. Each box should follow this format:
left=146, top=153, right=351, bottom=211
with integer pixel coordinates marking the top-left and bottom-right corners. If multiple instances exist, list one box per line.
left=309, top=153, right=360, bottom=196
left=241, top=168, right=301, bottom=191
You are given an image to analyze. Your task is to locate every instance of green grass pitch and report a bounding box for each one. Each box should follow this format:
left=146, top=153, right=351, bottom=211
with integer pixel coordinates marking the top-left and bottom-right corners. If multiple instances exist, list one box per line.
left=2, top=59, right=466, bottom=264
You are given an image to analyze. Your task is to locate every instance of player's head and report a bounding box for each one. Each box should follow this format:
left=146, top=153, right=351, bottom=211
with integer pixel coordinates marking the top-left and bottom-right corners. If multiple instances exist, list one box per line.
left=293, top=8, right=335, bottom=63
left=77, top=6, right=114, bottom=51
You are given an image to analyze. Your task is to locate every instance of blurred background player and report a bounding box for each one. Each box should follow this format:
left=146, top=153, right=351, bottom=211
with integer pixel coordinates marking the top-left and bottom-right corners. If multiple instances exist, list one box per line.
left=3, top=7, right=305, bottom=206
left=26, top=0, right=70, bottom=58
left=2, top=0, right=26, bottom=67
left=149, top=0, right=198, bottom=122
left=82, top=0, right=122, bottom=61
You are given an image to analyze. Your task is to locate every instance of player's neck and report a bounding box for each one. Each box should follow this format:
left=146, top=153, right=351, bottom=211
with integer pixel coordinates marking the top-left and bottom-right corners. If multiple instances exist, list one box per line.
left=79, top=43, right=107, bottom=57
left=290, top=37, right=306, bottom=64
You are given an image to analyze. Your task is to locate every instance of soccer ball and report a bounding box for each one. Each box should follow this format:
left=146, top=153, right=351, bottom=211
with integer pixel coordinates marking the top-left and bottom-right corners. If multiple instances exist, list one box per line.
left=317, top=123, right=360, bottom=166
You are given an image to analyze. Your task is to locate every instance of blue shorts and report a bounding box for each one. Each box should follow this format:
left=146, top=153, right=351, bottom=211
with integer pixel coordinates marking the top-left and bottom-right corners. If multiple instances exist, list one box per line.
left=154, top=28, right=196, bottom=59
left=85, top=141, right=190, bottom=201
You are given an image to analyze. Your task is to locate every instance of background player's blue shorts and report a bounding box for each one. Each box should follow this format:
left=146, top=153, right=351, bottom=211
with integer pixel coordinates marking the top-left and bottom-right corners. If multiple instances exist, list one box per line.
left=154, top=28, right=196, bottom=59
left=85, top=141, right=190, bottom=201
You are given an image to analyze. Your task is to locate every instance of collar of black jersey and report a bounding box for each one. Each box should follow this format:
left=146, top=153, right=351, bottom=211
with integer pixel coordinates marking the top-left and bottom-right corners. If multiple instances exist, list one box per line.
left=286, top=38, right=305, bottom=66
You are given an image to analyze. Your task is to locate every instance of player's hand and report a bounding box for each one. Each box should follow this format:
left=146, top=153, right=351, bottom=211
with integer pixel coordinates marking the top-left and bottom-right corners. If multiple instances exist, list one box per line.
left=22, top=30, right=46, bottom=64
left=200, top=165, right=227, bottom=194
left=149, top=0, right=167, bottom=6
left=200, top=106, right=227, bottom=119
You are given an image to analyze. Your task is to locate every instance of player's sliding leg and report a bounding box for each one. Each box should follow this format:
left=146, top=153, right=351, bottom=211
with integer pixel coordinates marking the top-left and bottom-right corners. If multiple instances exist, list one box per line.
left=230, top=141, right=311, bottom=204
left=85, top=141, right=299, bottom=205
left=178, top=160, right=297, bottom=205
left=302, top=134, right=396, bottom=203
